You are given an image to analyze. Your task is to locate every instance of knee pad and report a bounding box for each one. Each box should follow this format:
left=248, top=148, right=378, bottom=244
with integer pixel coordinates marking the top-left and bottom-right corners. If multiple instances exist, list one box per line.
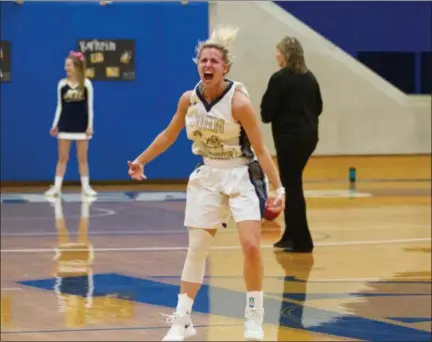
left=181, top=228, right=214, bottom=283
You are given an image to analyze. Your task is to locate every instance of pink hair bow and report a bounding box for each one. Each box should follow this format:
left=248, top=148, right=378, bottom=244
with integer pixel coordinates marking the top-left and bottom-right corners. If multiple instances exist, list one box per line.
left=69, top=50, right=85, bottom=61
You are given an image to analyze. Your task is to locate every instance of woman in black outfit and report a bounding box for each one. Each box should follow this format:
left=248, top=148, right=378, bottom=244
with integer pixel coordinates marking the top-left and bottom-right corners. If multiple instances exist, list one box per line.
left=260, top=36, right=323, bottom=253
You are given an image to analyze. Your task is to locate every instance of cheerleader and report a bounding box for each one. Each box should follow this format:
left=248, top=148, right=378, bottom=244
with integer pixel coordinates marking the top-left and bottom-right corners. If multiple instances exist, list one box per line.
left=45, top=51, right=97, bottom=197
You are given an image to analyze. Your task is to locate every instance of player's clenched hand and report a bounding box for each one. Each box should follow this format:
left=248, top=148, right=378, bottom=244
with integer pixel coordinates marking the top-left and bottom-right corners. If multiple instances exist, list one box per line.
left=270, top=187, right=285, bottom=211
left=127, top=160, right=147, bottom=181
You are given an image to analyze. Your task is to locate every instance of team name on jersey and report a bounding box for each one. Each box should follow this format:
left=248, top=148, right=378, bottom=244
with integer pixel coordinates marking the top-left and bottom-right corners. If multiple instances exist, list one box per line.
left=64, top=88, right=85, bottom=102
left=193, top=115, right=225, bottom=134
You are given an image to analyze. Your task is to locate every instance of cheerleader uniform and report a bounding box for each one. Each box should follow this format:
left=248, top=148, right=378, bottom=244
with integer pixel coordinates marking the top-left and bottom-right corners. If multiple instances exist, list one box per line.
left=45, top=78, right=97, bottom=197
left=52, top=78, right=94, bottom=140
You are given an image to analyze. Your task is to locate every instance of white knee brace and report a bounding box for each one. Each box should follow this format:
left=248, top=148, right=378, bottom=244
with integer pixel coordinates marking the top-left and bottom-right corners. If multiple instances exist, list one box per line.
left=181, top=228, right=214, bottom=283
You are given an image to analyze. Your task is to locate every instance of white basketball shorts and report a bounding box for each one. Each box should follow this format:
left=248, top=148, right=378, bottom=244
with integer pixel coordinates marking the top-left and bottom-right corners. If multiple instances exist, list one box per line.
left=184, top=158, right=268, bottom=229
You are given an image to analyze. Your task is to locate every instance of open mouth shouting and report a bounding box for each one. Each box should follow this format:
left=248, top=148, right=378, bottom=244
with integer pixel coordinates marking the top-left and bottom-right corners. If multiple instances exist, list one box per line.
left=203, top=71, right=214, bottom=81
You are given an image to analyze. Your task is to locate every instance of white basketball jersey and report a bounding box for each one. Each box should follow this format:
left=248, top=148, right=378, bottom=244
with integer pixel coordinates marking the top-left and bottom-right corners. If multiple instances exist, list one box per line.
left=185, top=80, right=255, bottom=161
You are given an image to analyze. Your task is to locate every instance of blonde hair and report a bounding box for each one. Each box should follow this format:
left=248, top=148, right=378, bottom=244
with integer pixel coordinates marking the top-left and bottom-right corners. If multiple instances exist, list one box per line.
left=194, top=25, right=239, bottom=73
left=67, top=52, right=87, bottom=90
left=276, top=36, right=308, bottom=74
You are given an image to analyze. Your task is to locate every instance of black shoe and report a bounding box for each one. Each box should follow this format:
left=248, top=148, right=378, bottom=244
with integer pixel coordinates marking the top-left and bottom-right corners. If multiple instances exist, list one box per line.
left=273, top=239, right=293, bottom=249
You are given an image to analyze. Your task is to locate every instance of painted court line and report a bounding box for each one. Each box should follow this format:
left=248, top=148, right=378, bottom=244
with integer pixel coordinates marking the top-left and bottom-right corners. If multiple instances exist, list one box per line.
left=0, top=323, right=242, bottom=335
left=315, top=238, right=431, bottom=247
left=304, top=276, right=432, bottom=282
left=147, top=275, right=431, bottom=283
left=0, top=208, right=116, bottom=221
left=1, top=237, right=430, bottom=254
left=0, top=229, right=187, bottom=237
left=1, top=224, right=430, bottom=238
left=0, top=288, right=22, bottom=291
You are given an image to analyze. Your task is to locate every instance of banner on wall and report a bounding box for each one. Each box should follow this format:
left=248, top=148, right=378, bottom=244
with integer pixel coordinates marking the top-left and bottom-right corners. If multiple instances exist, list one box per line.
left=0, top=41, right=12, bottom=82
left=77, top=39, right=135, bottom=81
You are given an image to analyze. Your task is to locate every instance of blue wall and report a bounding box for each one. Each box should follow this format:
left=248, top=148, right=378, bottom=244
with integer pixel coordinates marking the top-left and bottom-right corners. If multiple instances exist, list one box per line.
left=276, top=1, right=432, bottom=93
left=0, top=1, right=208, bottom=182
left=277, top=1, right=431, bottom=54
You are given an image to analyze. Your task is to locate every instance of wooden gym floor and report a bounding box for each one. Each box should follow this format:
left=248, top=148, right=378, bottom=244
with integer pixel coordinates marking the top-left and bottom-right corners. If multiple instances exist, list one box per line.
left=1, top=155, right=431, bottom=341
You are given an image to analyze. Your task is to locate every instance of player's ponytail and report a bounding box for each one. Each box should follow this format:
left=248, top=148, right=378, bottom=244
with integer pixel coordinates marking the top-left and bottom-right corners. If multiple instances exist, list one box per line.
left=208, top=25, right=239, bottom=49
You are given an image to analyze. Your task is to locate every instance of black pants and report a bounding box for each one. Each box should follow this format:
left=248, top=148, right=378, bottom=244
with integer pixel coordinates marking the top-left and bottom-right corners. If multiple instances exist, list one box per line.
left=275, top=136, right=317, bottom=250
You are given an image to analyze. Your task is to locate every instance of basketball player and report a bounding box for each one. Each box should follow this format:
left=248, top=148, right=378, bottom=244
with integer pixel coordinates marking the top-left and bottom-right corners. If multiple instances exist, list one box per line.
left=128, top=26, right=285, bottom=341
left=51, top=197, right=95, bottom=325
left=45, top=51, right=97, bottom=197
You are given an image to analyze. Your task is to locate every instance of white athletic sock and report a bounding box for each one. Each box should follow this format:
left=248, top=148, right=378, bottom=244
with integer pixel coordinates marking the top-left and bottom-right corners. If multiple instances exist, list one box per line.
left=246, top=291, right=263, bottom=311
left=81, top=176, right=90, bottom=189
left=177, top=293, right=194, bottom=314
left=54, top=176, right=63, bottom=190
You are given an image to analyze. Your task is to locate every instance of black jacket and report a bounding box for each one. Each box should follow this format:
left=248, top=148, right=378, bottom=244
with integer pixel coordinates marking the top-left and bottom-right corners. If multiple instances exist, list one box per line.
left=260, top=68, right=323, bottom=142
